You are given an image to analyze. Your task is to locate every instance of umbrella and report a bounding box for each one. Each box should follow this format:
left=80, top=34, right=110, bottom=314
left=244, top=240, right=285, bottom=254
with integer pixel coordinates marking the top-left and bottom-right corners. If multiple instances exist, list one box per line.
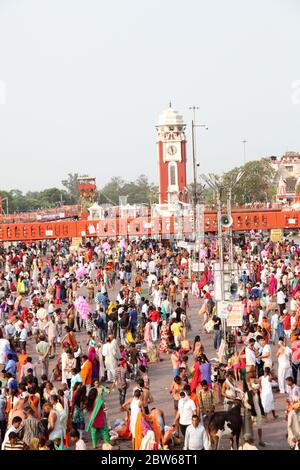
left=119, top=239, right=127, bottom=250
left=76, top=266, right=88, bottom=279
left=102, top=241, right=110, bottom=251
left=74, top=296, right=90, bottom=320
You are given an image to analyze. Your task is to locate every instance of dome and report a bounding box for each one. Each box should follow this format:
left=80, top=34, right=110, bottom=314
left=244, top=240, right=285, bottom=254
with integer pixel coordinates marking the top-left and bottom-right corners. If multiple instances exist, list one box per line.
left=157, top=103, right=184, bottom=126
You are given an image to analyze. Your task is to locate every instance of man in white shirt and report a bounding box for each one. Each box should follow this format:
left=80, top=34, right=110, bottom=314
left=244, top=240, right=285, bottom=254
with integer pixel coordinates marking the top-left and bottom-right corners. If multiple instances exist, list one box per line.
left=148, top=259, right=156, bottom=274
left=4, top=321, right=16, bottom=340
left=184, top=415, right=209, bottom=450
left=270, top=310, right=279, bottom=344
left=19, top=324, right=28, bottom=351
left=277, top=288, right=286, bottom=314
left=259, top=337, right=272, bottom=369
left=174, top=391, right=196, bottom=439
left=141, top=301, right=149, bottom=319
left=245, top=338, right=257, bottom=385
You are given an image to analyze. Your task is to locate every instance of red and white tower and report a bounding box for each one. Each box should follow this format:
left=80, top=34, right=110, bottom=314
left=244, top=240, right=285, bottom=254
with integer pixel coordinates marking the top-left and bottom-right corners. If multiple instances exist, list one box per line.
left=156, top=104, right=187, bottom=205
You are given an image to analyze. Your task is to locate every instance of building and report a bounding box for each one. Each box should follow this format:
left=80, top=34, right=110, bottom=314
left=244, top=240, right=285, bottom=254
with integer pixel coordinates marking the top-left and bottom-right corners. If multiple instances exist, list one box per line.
left=270, top=151, right=300, bottom=200
left=156, top=103, right=188, bottom=205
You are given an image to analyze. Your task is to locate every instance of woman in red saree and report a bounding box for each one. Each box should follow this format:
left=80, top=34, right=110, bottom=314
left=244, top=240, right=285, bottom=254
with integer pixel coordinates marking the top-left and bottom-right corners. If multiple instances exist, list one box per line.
left=189, top=356, right=202, bottom=393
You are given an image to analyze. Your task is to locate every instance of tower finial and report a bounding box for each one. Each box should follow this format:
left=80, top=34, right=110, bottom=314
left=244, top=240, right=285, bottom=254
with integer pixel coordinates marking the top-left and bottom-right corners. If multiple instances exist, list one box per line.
left=169, top=101, right=172, bottom=108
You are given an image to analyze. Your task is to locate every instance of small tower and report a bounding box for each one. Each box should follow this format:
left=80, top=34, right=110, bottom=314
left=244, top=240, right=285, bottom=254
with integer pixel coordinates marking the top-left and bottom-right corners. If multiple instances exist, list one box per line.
left=156, top=104, right=187, bottom=205
left=77, top=176, right=97, bottom=210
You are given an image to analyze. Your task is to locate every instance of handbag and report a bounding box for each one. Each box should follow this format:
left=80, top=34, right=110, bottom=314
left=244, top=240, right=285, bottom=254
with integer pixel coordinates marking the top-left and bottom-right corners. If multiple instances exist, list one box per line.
left=204, top=319, right=215, bottom=333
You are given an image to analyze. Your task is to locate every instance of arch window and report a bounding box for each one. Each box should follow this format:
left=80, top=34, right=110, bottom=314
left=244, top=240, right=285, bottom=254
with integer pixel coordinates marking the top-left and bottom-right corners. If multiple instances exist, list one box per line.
left=169, top=162, right=177, bottom=186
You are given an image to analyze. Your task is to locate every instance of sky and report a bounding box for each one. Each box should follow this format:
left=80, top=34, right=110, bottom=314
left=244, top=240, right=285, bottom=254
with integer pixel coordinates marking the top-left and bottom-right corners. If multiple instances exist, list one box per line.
left=0, top=0, right=300, bottom=192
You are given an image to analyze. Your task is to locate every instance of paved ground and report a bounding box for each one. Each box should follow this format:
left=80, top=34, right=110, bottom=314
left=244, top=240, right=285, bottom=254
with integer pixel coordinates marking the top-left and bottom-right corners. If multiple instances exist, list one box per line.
left=27, top=281, right=290, bottom=450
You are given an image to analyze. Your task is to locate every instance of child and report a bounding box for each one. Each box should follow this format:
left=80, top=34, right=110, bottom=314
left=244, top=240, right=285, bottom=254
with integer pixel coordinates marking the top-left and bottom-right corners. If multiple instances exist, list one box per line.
left=231, top=351, right=241, bottom=381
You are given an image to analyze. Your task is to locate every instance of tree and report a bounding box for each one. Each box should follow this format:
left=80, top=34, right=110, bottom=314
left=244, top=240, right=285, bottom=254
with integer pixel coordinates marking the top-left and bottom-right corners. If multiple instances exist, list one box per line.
left=222, top=158, right=277, bottom=205
left=61, top=173, right=79, bottom=203
left=98, top=175, right=158, bottom=205
left=99, top=177, right=125, bottom=205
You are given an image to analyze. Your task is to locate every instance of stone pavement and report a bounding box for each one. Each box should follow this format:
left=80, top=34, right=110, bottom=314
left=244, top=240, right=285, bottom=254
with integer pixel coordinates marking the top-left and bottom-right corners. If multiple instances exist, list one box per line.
left=27, top=281, right=290, bottom=450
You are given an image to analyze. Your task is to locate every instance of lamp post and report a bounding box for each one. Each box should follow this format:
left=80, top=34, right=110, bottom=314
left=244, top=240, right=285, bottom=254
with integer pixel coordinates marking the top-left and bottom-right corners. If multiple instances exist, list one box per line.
left=188, top=106, right=208, bottom=245
left=201, top=171, right=244, bottom=358
left=242, top=139, right=247, bottom=165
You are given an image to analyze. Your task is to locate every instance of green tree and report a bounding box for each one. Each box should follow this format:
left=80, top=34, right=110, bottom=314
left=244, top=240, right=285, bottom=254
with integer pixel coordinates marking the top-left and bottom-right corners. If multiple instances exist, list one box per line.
left=223, top=158, right=276, bottom=204
left=61, top=173, right=79, bottom=203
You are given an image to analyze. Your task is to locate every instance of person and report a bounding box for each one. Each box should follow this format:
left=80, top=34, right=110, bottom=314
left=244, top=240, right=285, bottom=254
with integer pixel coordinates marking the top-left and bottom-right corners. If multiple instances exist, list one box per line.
left=121, top=389, right=144, bottom=449
left=150, top=407, right=165, bottom=434
left=259, top=367, right=278, bottom=419
left=245, top=338, right=258, bottom=385
left=183, top=414, right=209, bottom=450
left=258, top=337, right=272, bottom=370
left=276, top=339, right=292, bottom=394
left=277, top=288, right=286, bottom=315
left=0, top=384, right=7, bottom=443
left=285, top=376, right=300, bottom=416
left=243, top=379, right=266, bottom=447
left=198, top=380, right=215, bottom=419
left=1, top=415, right=23, bottom=450
left=174, top=390, right=196, bottom=439
left=171, top=347, right=181, bottom=378
left=102, top=336, right=120, bottom=382
left=148, top=307, right=160, bottom=343
left=70, top=428, right=86, bottom=450
left=22, top=406, right=40, bottom=447
left=36, top=335, right=50, bottom=378
left=192, top=335, right=204, bottom=358
left=80, top=355, right=93, bottom=393
left=170, top=320, right=183, bottom=348
left=221, top=372, right=241, bottom=411
left=287, top=401, right=300, bottom=449
left=44, top=401, right=63, bottom=441
left=5, top=353, right=17, bottom=377
left=291, top=333, right=300, bottom=385
left=189, top=356, right=202, bottom=393
left=114, top=359, right=130, bottom=406
left=128, top=343, right=139, bottom=380
left=159, top=320, right=170, bottom=353
left=3, top=431, right=25, bottom=450
left=46, top=315, right=58, bottom=359
left=270, top=310, right=279, bottom=344
left=86, top=386, right=110, bottom=449
left=238, top=433, right=258, bottom=450
left=212, top=314, right=222, bottom=350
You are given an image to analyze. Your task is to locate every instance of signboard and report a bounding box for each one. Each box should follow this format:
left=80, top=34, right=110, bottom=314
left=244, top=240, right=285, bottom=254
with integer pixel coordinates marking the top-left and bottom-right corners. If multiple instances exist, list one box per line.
left=217, top=300, right=243, bottom=327
left=71, top=237, right=83, bottom=247
left=178, top=241, right=188, bottom=249
left=270, top=229, right=283, bottom=243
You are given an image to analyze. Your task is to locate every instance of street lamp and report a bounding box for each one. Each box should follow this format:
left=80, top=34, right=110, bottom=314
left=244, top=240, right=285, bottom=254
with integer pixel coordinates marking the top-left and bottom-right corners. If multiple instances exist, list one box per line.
left=188, top=106, right=208, bottom=241
left=201, top=171, right=244, bottom=358
left=242, top=140, right=247, bottom=165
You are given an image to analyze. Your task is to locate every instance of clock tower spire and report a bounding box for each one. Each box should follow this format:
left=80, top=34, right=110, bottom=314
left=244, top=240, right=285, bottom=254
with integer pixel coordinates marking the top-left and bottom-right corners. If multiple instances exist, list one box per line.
left=156, top=104, right=187, bottom=205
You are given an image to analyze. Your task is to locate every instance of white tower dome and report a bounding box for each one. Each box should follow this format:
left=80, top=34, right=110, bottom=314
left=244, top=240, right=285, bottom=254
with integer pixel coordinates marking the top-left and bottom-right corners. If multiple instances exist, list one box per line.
left=157, top=103, right=185, bottom=126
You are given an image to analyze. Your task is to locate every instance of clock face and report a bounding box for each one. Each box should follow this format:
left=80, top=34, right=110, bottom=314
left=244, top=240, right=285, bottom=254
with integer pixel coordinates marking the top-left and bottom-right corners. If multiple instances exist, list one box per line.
left=167, top=145, right=177, bottom=156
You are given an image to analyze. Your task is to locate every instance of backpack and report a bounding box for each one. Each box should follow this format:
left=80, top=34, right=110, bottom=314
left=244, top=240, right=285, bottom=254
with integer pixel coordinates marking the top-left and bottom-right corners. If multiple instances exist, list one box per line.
left=95, top=316, right=105, bottom=329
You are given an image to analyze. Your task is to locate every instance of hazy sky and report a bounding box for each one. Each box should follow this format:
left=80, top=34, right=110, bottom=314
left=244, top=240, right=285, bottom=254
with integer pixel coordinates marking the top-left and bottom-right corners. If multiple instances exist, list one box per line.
left=0, top=0, right=300, bottom=192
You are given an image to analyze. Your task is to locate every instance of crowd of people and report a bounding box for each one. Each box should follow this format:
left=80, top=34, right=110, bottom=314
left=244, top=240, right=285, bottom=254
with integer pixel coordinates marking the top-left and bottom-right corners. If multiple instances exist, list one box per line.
left=0, top=232, right=299, bottom=451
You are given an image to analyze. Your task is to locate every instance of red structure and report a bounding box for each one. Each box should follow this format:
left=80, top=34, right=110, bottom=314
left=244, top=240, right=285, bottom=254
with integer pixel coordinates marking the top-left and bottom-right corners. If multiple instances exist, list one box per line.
left=77, top=176, right=97, bottom=208
left=0, top=207, right=299, bottom=242
left=156, top=104, right=187, bottom=204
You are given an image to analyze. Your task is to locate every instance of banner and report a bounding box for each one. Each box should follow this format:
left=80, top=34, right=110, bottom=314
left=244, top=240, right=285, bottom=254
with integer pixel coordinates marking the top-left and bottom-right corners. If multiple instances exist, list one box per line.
left=217, top=300, right=243, bottom=326
left=71, top=237, right=83, bottom=247
left=270, top=228, right=282, bottom=243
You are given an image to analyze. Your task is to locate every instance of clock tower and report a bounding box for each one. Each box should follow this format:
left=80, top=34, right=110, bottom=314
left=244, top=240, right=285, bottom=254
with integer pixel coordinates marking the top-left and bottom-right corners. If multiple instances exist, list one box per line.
left=156, top=103, right=187, bottom=205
